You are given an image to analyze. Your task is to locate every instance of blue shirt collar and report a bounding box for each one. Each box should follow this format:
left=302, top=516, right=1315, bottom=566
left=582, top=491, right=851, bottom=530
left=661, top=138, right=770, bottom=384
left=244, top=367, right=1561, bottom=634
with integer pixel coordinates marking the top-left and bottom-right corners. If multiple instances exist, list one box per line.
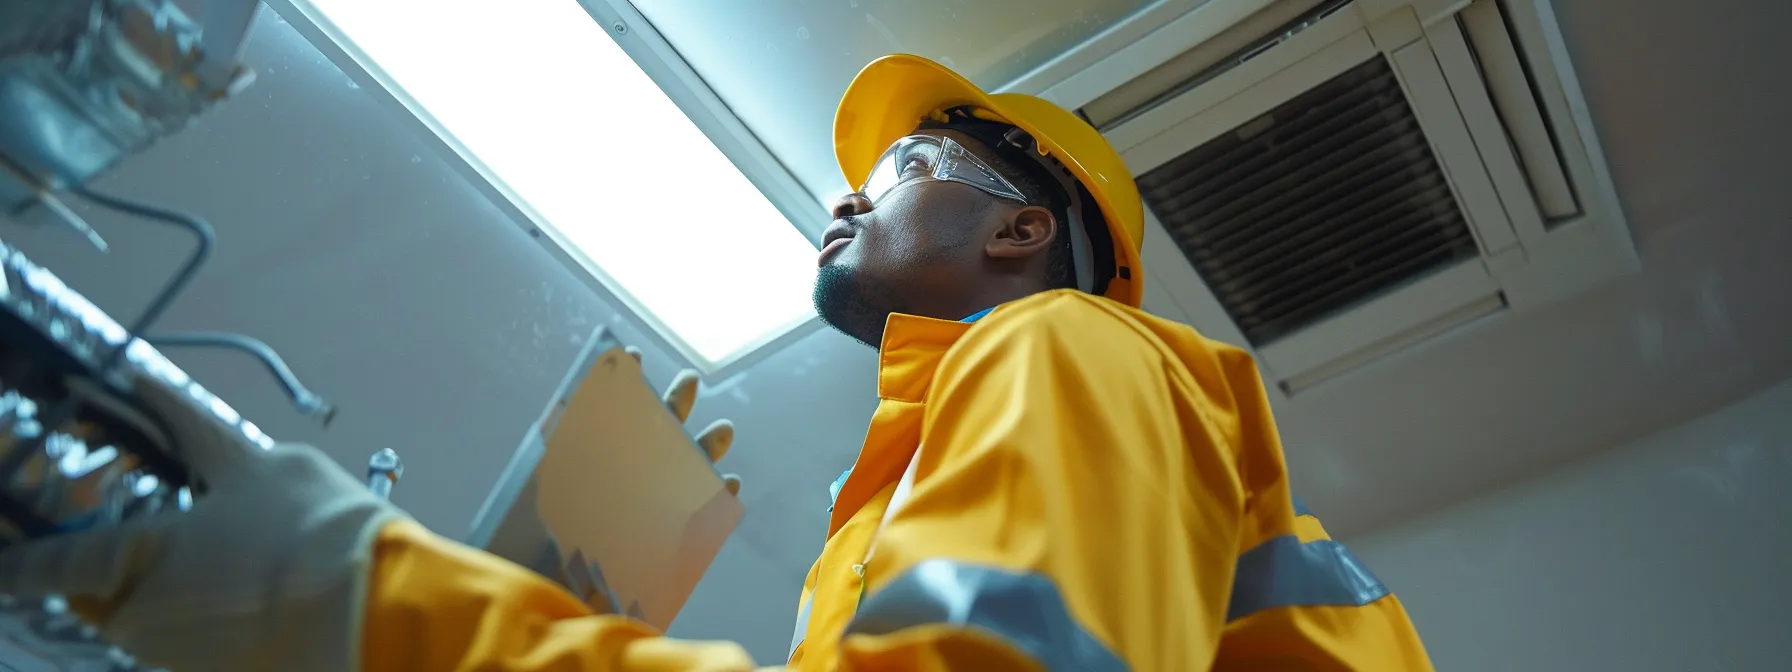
left=961, top=307, right=995, bottom=323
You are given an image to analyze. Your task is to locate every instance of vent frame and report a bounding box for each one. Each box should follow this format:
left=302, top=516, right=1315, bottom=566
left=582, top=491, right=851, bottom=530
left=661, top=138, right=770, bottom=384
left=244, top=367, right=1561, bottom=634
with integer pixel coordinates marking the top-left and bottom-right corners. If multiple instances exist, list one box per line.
left=1013, top=0, right=1637, bottom=398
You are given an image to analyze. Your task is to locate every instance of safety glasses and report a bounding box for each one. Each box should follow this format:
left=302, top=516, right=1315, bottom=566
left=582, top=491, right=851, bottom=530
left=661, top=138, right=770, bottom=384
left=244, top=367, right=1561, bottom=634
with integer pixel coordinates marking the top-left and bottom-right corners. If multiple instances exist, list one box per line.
left=859, top=135, right=1028, bottom=205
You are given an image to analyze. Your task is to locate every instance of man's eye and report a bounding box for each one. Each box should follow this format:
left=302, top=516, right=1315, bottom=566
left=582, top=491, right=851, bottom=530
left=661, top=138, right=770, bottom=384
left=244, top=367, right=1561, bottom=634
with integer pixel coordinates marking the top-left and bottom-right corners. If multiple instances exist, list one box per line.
left=900, top=155, right=932, bottom=174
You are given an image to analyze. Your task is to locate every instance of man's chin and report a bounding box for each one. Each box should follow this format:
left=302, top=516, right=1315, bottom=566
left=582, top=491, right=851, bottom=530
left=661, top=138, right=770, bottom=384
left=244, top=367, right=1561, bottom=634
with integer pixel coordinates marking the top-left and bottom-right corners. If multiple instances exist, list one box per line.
left=813, top=264, right=884, bottom=349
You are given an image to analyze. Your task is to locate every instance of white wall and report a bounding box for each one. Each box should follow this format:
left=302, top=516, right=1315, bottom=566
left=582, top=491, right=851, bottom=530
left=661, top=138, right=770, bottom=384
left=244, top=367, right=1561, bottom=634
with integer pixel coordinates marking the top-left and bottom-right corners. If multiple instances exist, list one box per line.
left=1354, top=378, right=1792, bottom=672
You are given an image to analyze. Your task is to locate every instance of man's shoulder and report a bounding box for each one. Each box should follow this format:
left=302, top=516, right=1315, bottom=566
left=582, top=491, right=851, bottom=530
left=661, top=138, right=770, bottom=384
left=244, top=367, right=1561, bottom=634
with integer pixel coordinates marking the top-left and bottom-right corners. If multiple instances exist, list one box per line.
left=972, top=290, right=1250, bottom=372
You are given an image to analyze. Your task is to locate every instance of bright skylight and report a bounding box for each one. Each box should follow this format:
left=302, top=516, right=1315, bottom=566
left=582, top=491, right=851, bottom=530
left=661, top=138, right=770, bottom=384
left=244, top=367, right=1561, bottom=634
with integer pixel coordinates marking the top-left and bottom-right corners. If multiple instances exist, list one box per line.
left=304, top=0, right=819, bottom=368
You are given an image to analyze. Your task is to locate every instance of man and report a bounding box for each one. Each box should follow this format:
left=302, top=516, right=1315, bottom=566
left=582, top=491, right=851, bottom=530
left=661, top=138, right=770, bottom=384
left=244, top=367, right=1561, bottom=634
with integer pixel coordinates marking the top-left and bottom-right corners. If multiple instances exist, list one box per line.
left=0, top=55, right=1432, bottom=671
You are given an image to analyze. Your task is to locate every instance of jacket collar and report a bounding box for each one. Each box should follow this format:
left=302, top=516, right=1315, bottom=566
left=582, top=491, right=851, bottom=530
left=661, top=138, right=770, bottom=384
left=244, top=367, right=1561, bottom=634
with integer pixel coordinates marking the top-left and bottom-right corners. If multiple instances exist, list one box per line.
left=876, top=312, right=980, bottom=402
left=824, top=310, right=987, bottom=535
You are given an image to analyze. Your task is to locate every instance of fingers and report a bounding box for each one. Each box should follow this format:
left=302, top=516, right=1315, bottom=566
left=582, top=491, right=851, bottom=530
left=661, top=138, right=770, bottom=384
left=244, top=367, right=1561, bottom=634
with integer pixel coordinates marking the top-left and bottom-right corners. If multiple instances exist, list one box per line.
left=627, top=348, right=706, bottom=425
left=625, top=351, right=734, bottom=466
left=661, top=370, right=700, bottom=423
left=0, top=512, right=169, bottom=608
left=693, top=419, right=733, bottom=463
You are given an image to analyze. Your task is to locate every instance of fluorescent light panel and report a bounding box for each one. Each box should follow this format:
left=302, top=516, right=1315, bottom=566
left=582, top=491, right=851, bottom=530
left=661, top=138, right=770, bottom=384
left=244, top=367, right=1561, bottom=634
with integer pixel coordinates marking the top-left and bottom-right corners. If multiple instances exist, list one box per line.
left=306, top=0, right=819, bottom=367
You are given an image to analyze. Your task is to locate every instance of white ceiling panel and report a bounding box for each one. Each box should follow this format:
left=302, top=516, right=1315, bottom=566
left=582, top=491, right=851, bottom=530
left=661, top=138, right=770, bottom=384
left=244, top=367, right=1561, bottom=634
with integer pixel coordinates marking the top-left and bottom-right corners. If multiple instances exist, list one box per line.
left=630, top=0, right=1156, bottom=204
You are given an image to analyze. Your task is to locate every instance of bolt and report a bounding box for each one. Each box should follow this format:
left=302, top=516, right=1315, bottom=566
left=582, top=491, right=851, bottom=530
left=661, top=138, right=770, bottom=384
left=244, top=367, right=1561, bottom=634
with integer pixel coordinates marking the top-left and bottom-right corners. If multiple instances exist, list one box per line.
left=368, top=448, right=403, bottom=500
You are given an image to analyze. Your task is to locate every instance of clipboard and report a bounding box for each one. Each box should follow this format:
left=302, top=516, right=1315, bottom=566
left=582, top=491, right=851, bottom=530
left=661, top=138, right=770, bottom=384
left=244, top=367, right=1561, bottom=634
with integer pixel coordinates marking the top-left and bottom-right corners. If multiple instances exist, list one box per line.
left=465, top=327, right=743, bottom=629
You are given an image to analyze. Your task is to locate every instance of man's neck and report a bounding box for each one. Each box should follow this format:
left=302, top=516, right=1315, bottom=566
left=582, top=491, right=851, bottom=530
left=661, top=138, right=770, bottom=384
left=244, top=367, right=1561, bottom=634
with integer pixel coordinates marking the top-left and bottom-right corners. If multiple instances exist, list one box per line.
left=909, top=280, right=1046, bottom=326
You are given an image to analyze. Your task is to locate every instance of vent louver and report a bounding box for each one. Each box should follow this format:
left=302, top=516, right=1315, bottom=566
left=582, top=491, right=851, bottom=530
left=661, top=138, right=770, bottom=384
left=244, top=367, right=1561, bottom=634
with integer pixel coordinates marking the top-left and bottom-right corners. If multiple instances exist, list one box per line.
left=1138, top=56, right=1481, bottom=345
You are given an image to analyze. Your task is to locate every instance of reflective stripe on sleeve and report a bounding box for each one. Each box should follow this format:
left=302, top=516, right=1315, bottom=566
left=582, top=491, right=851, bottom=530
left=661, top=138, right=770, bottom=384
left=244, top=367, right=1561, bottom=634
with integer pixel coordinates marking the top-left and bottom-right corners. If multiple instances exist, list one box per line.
left=1227, top=536, right=1390, bottom=622
left=844, top=559, right=1128, bottom=672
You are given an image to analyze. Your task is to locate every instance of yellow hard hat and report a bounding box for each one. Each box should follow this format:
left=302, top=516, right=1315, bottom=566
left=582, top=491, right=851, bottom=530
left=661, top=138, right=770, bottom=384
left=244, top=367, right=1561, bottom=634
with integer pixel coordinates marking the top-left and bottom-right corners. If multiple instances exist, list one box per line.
left=834, top=54, right=1145, bottom=307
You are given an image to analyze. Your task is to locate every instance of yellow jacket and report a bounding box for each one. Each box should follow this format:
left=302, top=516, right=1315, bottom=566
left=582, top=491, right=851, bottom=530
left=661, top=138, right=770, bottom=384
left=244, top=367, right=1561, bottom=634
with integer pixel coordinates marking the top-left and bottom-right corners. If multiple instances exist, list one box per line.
left=359, top=290, right=1434, bottom=671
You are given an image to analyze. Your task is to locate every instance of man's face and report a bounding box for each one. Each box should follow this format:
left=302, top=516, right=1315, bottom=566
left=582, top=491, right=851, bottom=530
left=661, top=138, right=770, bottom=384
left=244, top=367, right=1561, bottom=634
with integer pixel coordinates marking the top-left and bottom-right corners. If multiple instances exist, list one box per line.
left=812, top=130, right=1010, bottom=348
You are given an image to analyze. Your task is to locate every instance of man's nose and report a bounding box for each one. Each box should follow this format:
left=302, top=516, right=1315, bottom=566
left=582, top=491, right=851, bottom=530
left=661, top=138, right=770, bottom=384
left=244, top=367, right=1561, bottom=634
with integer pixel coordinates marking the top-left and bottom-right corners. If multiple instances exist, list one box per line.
left=830, top=192, right=873, bottom=219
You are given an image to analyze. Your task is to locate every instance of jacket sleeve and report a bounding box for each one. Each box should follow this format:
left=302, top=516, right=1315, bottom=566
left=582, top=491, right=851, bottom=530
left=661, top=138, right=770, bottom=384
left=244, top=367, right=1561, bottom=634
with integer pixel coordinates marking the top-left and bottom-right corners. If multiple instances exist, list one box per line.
left=359, top=518, right=763, bottom=672
left=835, top=293, right=1248, bottom=672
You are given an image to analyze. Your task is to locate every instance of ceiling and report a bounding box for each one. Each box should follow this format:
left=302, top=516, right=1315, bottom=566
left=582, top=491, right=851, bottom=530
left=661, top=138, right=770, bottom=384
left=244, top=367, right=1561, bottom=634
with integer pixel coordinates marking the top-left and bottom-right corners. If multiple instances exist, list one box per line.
left=629, top=0, right=1157, bottom=203
left=2, top=0, right=1786, bottom=665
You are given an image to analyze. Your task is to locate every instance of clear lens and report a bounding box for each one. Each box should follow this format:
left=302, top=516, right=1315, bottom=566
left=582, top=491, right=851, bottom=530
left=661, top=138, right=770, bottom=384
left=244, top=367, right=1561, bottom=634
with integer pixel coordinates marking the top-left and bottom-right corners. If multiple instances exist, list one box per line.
left=862, top=151, right=903, bottom=204
left=858, top=135, right=1025, bottom=205
left=862, top=138, right=940, bottom=204
left=937, top=137, right=1026, bottom=202
left=894, top=141, right=942, bottom=179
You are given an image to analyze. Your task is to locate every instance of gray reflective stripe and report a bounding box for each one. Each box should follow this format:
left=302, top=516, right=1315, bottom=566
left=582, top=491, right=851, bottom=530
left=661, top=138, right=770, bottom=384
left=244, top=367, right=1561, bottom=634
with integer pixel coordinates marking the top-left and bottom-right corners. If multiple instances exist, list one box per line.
left=1227, top=535, right=1390, bottom=622
left=844, top=559, right=1128, bottom=672
left=788, top=596, right=813, bottom=660
left=1292, top=495, right=1314, bottom=517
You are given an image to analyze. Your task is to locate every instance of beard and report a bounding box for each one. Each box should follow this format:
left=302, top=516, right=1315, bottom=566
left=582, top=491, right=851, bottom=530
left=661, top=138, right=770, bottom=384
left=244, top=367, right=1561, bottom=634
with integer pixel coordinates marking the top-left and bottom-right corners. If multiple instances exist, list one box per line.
left=813, top=263, right=904, bottom=349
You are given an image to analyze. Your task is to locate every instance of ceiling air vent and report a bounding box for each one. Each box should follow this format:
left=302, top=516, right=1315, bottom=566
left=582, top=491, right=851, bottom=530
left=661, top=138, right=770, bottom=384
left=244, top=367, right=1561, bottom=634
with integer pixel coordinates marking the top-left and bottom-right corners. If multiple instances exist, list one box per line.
left=1137, top=56, right=1479, bottom=345
left=1015, top=0, right=1636, bottom=398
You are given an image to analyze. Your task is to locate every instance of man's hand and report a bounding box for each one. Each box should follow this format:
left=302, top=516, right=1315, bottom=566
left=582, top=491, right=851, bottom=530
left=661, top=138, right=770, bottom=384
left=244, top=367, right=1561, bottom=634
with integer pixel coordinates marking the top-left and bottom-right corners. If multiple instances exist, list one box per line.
left=0, top=377, right=404, bottom=672
left=626, top=346, right=743, bottom=496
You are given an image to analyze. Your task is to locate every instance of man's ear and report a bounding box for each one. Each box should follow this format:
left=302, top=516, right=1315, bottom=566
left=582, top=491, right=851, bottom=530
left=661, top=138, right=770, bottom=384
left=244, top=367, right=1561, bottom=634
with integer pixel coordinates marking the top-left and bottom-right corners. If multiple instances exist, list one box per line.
left=985, top=205, right=1057, bottom=260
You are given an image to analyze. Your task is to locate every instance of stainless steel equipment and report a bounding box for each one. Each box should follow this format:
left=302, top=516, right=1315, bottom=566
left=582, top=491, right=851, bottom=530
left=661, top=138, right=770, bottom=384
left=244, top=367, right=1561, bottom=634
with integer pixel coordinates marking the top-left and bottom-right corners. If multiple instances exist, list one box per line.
left=1, top=0, right=256, bottom=220
left=0, top=1, right=282, bottom=668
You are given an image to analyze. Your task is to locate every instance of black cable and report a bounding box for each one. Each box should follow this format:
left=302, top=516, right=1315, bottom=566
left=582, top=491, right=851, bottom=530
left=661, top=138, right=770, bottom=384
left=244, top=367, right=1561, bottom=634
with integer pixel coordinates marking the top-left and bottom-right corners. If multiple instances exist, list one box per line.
left=65, top=188, right=334, bottom=425
left=146, top=331, right=336, bottom=426
left=67, top=186, right=215, bottom=373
